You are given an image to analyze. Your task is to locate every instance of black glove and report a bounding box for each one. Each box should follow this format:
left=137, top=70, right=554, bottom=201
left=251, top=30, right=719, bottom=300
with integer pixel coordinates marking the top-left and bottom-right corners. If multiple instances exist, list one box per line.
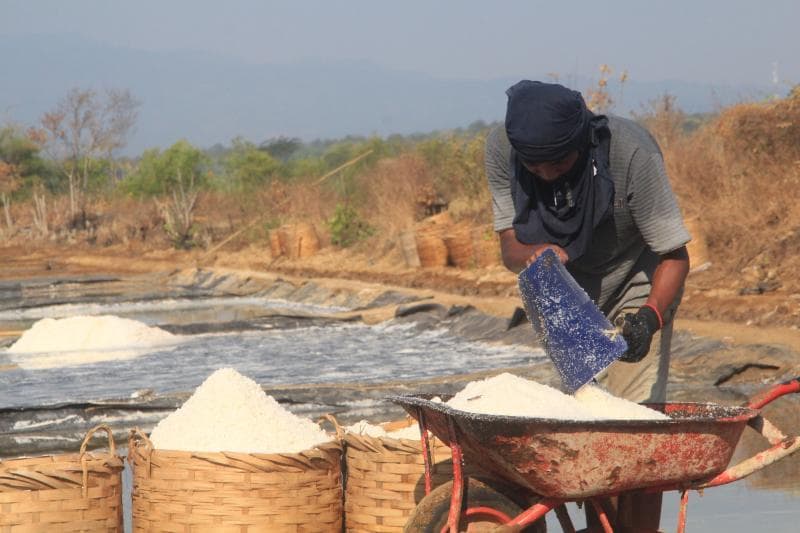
left=618, top=306, right=661, bottom=363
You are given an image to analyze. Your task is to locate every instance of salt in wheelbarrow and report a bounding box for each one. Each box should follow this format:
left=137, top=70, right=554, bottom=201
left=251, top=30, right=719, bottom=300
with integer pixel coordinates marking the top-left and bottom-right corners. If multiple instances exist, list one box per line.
left=389, top=376, right=800, bottom=532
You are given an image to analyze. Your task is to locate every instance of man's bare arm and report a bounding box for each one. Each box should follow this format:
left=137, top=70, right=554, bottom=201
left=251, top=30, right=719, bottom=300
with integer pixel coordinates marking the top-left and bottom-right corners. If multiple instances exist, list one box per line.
left=646, top=246, right=690, bottom=320
left=498, top=228, right=568, bottom=273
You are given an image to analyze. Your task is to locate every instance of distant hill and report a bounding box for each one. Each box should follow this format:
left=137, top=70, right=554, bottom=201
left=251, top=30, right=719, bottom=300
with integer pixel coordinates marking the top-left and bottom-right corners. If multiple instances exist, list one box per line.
left=0, top=34, right=772, bottom=155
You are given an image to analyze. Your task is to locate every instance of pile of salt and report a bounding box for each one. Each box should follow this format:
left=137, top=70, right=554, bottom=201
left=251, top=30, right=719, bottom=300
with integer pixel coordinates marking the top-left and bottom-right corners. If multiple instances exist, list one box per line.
left=149, top=368, right=332, bottom=453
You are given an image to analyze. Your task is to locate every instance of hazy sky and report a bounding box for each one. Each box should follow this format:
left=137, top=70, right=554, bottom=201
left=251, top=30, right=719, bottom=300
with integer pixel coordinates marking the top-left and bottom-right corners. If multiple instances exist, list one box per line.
left=3, top=0, right=798, bottom=87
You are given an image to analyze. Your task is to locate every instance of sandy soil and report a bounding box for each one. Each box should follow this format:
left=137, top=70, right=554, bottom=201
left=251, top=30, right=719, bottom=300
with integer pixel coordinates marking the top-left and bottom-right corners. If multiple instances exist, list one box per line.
left=3, top=241, right=800, bottom=356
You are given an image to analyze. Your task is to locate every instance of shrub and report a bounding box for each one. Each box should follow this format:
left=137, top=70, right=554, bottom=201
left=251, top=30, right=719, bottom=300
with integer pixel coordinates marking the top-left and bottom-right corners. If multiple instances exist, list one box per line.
left=328, top=203, right=373, bottom=247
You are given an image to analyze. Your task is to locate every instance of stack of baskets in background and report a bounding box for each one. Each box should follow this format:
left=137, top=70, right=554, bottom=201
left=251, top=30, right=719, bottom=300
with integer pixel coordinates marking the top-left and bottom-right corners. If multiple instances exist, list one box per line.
left=442, top=224, right=474, bottom=269
left=0, top=425, right=124, bottom=532
left=470, top=226, right=502, bottom=268
left=269, top=223, right=320, bottom=260
left=343, top=418, right=480, bottom=533
left=413, top=212, right=451, bottom=268
left=409, top=212, right=501, bottom=269
left=128, top=429, right=343, bottom=532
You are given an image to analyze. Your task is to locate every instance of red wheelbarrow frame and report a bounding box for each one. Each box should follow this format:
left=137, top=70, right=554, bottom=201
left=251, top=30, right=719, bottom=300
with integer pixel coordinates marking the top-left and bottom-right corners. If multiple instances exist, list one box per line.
left=406, top=377, right=800, bottom=533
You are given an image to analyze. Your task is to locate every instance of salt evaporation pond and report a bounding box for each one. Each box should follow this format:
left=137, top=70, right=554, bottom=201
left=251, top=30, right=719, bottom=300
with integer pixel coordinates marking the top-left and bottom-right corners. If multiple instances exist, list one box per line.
left=3, top=292, right=800, bottom=533
left=0, top=296, right=543, bottom=408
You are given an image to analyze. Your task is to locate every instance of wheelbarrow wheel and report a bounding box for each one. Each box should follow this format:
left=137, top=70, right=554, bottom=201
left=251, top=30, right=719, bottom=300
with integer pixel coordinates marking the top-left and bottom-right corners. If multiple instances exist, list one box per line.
left=404, top=478, right=546, bottom=532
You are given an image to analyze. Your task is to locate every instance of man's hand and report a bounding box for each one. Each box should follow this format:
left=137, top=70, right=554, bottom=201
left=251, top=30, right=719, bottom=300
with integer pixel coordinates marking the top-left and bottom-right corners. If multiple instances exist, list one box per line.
left=525, top=243, right=569, bottom=266
left=498, top=229, right=569, bottom=273
left=617, top=306, right=661, bottom=363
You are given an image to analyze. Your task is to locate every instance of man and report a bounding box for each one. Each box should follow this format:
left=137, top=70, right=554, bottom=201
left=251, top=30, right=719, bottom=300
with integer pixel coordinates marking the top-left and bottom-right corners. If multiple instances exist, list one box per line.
left=485, top=80, right=690, bottom=529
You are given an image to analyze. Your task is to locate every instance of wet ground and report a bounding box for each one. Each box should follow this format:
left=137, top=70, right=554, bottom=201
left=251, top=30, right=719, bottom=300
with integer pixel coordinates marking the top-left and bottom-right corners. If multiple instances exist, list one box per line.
left=2, top=270, right=800, bottom=532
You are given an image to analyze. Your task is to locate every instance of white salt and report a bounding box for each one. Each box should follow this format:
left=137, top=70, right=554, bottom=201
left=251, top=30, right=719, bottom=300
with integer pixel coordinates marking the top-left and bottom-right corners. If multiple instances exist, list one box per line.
left=447, top=373, right=595, bottom=419
left=7, top=315, right=181, bottom=369
left=345, top=420, right=422, bottom=440
left=446, top=373, right=667, bottom=421
left=573, top=383, right=669, bottom=420
left=149, top=368, right=331, bottom=453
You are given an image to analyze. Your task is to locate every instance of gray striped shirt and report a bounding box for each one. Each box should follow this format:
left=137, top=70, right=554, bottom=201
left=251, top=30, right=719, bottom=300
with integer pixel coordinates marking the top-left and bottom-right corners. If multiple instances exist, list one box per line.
left=485, top=116, right=691, bottom=316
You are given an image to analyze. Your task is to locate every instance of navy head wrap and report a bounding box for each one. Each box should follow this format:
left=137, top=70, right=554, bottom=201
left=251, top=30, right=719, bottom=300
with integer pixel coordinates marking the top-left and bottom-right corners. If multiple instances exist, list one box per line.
left=505, top=81, right=590, bottom=163
left=504, top=80, right=615, bottom=261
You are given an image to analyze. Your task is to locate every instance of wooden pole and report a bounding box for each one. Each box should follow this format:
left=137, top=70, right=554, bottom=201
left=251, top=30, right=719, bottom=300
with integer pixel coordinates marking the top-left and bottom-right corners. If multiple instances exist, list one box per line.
left=313, top=149, right=373, bottom=185
left=199, top=149, right=374, bottom=262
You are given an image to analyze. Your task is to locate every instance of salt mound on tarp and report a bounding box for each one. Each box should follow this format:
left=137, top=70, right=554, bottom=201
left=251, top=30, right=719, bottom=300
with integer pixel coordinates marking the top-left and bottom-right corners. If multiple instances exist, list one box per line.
left=149, top=368, right=331, bottom=453
left=447, top=373, right=667, bottom=421
left=7, top=315, right=181, bottom=369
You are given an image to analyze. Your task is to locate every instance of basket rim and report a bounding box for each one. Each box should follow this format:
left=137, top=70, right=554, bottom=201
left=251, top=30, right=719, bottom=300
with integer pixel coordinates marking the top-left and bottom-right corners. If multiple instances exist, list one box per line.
left=129, top=427, right=342, bottom=458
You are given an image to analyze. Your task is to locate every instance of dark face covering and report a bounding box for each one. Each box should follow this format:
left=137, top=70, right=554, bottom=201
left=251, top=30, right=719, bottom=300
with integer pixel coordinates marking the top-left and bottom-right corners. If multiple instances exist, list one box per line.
left=504, top=80, right=615, bottom=261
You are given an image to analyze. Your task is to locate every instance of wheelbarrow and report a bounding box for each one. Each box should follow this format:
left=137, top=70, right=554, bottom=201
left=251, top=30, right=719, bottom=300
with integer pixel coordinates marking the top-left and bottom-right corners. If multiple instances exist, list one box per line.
left=389, top=376, right=800, bottom=532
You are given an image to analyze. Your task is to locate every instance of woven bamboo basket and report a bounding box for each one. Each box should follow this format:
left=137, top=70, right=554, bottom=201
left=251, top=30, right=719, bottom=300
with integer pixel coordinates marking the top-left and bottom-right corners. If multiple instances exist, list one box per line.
left=343, top=418, right=479, bottom=533
left=414, top=229, right=448, bottom=268
left=443, top=224, right=475, bottom=269
left=281, top=223, right=320, bottom=260
left=472, top=226, right=501, bottom=267
left=0, top=424, right=124, bottom=532
left=128, top=429, right=343, bottom=532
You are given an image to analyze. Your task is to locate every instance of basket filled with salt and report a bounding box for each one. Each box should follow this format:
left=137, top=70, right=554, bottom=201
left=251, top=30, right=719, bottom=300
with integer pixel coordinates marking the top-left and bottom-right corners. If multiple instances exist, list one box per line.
left=128, top=368, right=342, bottom=532
left=0, top=424, right=124, bottom=532
left=342, top=417, right=482, bottom=533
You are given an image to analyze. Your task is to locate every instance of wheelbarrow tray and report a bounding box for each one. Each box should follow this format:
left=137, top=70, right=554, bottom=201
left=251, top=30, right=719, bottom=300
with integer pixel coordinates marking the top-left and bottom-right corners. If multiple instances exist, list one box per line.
left=390, top=394, right=759, bottom=499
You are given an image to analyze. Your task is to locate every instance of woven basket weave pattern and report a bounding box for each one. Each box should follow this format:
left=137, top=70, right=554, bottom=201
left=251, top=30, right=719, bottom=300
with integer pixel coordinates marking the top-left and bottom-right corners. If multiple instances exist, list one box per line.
left=443, top=225, right=475, bottom=269
left=343, top=432, right=473, bottom=533
left=0, top=425, right=123, bottom=532
left=129, top=431, right=343, bottom=532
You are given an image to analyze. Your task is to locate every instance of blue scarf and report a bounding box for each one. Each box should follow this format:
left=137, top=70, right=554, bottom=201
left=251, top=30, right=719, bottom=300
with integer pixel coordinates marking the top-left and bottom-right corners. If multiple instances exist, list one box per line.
left=505, top=81, right=615, bottom=261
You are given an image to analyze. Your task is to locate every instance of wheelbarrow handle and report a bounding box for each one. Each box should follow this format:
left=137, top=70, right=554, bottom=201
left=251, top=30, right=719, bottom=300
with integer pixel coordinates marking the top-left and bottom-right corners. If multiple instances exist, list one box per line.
left=696, top=432, right=800, bottom=490
left=746, top=376, right=800, bottom=410
left=692, top=376, right=800, bottom=490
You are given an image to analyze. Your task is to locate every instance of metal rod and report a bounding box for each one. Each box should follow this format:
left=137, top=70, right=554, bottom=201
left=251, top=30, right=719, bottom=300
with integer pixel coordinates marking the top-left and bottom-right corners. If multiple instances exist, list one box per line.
left=446, top=417, right=465, bottom=533
left=464, top=506, right=513, bottom=524
left=677, top=489, right=689, bottom=533
left=748, top=414, right=788, bottom=445
left=699, top=436, right=800, bottom=488
left=506, top=498, right=560, bottom=528
left=590, top=499, right=615, bottom=533
left=417, top=408, right=433, bottom=496
left=747, top=377, right=800, bottom=410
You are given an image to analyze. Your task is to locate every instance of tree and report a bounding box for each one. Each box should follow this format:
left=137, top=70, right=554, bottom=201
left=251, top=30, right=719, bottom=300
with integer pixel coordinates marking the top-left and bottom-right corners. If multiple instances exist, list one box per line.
left=224, top=137, right=280, bottom=190
left=0, top=125, right=56, bottom=230
left=124, top=140, right=209, bottom=248
left=0, top=126, right=50, bottom=195
left=40, top=87, right=140, bottom=218
left=259, top=136, right=302, bottom=161
left=125, top=140, right=209, bottom=197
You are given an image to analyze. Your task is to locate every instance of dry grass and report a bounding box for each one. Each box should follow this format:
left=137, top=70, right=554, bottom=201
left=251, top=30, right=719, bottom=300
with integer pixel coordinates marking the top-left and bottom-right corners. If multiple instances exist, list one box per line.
left=658, top=89, right=800, bottom=284
left=358, top=154, right=428, bottom=235
left=4, top=90, right=800, bottom=293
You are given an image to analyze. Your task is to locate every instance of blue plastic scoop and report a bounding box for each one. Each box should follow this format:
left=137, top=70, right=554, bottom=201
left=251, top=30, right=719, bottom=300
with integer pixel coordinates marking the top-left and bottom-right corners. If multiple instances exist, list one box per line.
left=518, top=249, right=627, bottom=392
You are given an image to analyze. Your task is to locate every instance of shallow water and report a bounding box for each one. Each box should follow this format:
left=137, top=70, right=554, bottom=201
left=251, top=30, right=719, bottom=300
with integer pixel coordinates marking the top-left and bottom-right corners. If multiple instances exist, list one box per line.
left=0, top=297, right=542, bottom=407
left=2, top=288, right=800, bottom=532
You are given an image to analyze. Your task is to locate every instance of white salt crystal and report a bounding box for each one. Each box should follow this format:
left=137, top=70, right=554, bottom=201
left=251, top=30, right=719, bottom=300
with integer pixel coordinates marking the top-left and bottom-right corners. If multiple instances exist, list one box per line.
left=345, top=420, right=422, bottom=440
left=447, top=373, right=595, bottom=419
left=573, top=383, right=669, bottom=420
left=7, top=315, right=180, bottom=369
left=446, top=373, right=667, bottom=421
left=149, top=368, right=332, bottom=453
